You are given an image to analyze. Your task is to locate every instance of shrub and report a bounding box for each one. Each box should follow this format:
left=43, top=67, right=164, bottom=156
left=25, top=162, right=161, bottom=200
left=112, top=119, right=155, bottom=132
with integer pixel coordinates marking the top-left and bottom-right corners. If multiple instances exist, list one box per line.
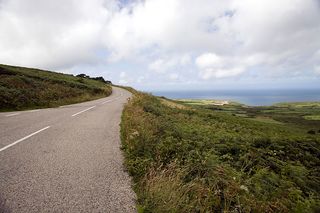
left=308, top=130, right=316, bottom=135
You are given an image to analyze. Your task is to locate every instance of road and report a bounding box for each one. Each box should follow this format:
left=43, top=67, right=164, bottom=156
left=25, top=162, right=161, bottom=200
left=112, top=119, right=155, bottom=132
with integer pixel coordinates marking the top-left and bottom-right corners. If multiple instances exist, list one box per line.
left=0, top=87, right=136, bottom=212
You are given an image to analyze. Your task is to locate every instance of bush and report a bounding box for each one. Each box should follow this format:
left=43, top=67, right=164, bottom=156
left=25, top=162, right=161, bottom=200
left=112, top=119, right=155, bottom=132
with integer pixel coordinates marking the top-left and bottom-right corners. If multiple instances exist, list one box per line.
left=308, top=130, right=316, bottom=135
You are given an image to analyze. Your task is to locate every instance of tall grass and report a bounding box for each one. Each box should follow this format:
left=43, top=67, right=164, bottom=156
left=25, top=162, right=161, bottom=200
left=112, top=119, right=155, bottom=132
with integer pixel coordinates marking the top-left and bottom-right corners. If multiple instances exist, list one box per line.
left=121, top=91, right=320, bottom=212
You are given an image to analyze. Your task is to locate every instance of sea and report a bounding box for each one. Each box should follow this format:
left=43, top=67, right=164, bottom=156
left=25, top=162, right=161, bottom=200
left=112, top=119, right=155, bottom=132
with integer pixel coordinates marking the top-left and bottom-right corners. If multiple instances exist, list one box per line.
left=150, top=89, right=320, bottom=106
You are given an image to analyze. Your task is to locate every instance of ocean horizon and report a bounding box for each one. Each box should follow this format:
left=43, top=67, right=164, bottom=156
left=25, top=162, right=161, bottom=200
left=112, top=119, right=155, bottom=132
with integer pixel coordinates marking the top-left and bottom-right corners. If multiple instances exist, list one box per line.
left=150, top=89, right=320, bottom=106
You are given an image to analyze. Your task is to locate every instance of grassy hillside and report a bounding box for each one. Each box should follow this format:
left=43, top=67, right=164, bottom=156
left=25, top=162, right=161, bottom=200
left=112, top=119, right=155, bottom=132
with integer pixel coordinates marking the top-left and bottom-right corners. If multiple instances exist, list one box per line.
left=121, top=89, right=320, bottom=212
left=0, top=64, right=112, bottom=111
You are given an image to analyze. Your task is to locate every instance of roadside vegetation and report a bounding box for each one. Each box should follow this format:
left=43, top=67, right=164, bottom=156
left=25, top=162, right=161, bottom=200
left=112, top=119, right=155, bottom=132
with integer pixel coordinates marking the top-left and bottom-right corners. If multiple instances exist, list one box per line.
left=121, top=89, right=320, bottom=212
left=0, top=64, right=112, bottom=111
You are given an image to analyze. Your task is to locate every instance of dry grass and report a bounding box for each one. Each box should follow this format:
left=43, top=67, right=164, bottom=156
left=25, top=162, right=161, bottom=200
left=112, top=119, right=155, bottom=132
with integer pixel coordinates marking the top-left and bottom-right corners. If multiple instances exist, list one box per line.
left=159, top=98, right=187, bottom=109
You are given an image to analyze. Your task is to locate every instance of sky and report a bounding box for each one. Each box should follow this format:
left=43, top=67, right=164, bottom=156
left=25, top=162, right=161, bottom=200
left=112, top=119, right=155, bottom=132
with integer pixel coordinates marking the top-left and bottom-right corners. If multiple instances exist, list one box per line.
left=0, top=0, right=320, bottom=91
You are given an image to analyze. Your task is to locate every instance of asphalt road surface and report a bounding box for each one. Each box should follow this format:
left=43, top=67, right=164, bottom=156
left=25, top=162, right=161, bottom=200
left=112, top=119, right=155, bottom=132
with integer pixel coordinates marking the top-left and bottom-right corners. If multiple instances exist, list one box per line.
left=0, top=87, right=136, bottom=212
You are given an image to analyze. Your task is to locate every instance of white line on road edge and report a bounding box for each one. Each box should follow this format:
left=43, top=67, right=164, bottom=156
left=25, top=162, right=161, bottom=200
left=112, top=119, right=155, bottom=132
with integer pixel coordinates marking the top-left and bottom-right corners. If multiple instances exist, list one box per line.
left=59, top=105, right=71, bottom=108
left=5, top=113, right=20, bottom=117
left=71, top=106, right=96, bottom=117
left=0, top=126, right=51, bottom=152
left=27, top=109, right=40, bottom=113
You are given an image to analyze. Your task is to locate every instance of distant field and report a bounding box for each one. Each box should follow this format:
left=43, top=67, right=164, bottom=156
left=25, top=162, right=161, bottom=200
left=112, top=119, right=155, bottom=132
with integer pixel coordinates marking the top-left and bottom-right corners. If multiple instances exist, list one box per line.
left=178, top=98, right=320, bottom=132
left=0, top=64, right=112, bottom=111
left=247, top=116, right=283, bottom=124
left=275, top=102, right=320, bottom=108
left=177, top=99, right=240, bottom=106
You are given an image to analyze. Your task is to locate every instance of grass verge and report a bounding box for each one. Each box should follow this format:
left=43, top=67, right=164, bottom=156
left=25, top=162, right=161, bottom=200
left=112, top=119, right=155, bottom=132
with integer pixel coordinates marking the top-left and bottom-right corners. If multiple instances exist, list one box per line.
left=121, top=89, right=320, bottom=212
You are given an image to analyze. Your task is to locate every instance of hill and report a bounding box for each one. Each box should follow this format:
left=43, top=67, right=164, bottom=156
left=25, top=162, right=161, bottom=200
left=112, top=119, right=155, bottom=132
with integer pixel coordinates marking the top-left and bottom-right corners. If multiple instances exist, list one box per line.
left=0, top=64, right=112, bottom=111
left=121, top=88, right=320, bottom=212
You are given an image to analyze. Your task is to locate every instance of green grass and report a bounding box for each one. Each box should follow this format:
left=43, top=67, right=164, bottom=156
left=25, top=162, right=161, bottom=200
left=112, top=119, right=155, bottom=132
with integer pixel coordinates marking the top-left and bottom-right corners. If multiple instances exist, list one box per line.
left=275, top=102, right=320, bottom=108
left=0, top=64, right=112, bottom=111
left=304, top=115, right=320, bottom=121
left=178, top=99, right=320, bottom=133
left=247, top=116, right=283, bottom=124
left=121, top=90, right=320, bottom=213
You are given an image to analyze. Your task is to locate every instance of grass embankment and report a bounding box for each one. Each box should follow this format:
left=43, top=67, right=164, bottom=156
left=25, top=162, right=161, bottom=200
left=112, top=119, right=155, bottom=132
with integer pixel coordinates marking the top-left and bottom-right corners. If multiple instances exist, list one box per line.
left=121, top=90, right=320, bottom=212
left=0, top=64, right=112, bottom=111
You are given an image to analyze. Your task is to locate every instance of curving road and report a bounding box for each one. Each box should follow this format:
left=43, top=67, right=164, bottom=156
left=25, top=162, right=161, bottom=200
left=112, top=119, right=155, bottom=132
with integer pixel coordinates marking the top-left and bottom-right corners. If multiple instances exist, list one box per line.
left=0, top=87, right=136, bottom=212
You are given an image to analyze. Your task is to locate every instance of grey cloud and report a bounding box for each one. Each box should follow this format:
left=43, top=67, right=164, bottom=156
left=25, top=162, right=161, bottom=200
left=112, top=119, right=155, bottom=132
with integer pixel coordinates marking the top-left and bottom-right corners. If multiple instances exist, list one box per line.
left=0, top=0, right=319, bottom=85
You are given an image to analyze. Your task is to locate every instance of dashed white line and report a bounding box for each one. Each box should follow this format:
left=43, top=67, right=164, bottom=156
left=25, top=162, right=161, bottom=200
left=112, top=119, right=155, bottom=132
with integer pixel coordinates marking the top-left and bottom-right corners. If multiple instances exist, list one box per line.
left=101, top=94, right=123, bottom=105
left=71, top=106, right=96, bottom=117
left=0, top=126, right=51, bottom=152
left=101, top=100, right=114, bottom=105
left=5, top=113, right=20, bottom=117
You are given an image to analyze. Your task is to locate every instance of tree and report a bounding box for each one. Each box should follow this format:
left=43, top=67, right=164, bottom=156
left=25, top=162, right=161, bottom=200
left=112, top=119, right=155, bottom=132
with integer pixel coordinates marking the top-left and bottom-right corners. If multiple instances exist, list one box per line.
left=76, top=74, right=89, bottom=78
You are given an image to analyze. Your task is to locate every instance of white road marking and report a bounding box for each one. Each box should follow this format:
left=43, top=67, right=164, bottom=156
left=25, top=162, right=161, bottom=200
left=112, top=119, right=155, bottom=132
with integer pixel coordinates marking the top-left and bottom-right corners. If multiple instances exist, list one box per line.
left=0, top=126, right=51, bottom=152
left=71, top=106, right=96, bottom=117
left=27, top=109, right=40, bottom=113
left=59, top=105, right=70, bottom=108
left=5, top=113, right=20, bottom=117
left=101, top=94, right=123, bottom=105
left=32, top=109, right=40, bottom=112
left=101, top=100, right=114, bottom=105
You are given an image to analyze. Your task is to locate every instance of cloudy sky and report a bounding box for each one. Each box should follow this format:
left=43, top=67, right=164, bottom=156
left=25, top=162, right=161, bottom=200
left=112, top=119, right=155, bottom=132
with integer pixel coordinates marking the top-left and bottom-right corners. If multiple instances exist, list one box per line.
left=1, top=0, right=320, bottom=91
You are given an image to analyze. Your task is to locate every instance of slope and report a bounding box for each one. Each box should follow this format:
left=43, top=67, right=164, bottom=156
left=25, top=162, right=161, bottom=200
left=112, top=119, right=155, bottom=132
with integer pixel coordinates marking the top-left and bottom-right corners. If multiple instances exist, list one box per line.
left=121, top=89, right=320, bottom=213
left=0, top=64, right=112, bottom=111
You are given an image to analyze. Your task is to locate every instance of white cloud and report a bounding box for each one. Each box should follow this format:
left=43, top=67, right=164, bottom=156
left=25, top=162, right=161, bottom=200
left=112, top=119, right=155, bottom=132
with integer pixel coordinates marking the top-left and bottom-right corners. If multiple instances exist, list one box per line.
left=148, top=54, right=191, bottom=73
left=199, top=67, right=245, bottom=79
left=119, top=71, right=131, bottom=84
left=180, top=54, right=191, bottom=66
left=120, top=71, right=126, bottom=78
left=103, top=0, right=180, bottom=61
left=0, top=0, right=117, bottom=69
left=148, top=59, right=174, bottom=73
left=314, top=65, right=320, bottom=75
left=0, top=0, right=319, bottom=89
left=195, top=52, right=246, bottom=79
left=118, top=79, right=128, bottom=84
left=195, top=53, right=224, bottom=69
left=168, top=73, right=179, bottom=80
left=104, top=0, right=320, bottom=81
left=136, top=76, right=145, bottom=83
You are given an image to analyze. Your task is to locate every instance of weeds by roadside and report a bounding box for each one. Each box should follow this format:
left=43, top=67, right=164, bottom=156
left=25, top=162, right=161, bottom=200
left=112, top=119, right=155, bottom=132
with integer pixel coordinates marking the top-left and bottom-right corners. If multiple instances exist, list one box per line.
left=121, top=90, right=320, bottom=212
